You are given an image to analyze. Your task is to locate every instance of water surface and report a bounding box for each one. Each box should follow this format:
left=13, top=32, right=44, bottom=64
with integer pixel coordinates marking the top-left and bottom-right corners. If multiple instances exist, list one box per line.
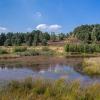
left=0, top=63, right=100, bottom=83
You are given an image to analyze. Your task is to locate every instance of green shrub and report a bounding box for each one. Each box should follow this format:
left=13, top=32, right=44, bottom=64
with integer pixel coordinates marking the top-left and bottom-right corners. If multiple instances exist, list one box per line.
left=64, top=44, right=100, bottom=53
left=0, top=48, right=8, bottom=54
left=13, top=47, right=27, bottom=53
left=17, top=49, right=40, bottom=56
left=38, top=47, right=54, bottom=56
left=41, top=47, right=50, bottom=51
left=4, top=39, right=12, bottom=46
left=40, top=50, right=54, bottom=56
left=41, top=39, right=47, bottom=46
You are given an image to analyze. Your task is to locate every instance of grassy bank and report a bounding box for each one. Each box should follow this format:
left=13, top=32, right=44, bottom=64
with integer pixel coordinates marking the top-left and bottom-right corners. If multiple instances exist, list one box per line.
left=83, top=57, right=100, bottom=75
left=0, top=78, right=100, bottom=100
left=0, top=46, right=100, bottom=59
left=0, top=46, right=64, bottom=57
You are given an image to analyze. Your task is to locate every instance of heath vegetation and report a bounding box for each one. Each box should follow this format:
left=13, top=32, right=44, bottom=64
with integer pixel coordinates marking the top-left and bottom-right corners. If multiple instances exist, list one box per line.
left=0, top=78, right=100, bottom=100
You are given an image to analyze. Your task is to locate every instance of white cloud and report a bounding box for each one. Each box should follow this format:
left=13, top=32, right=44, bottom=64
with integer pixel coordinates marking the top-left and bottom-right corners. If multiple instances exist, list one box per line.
left=36, top=24, right=48, bottom=30
left=36, top=24, right=62, bottom=32
left=0, top=26, right=7, bottom=32
left=35, top=12, right=42, bottom=17
left=48, top=25, right=62, bottom=31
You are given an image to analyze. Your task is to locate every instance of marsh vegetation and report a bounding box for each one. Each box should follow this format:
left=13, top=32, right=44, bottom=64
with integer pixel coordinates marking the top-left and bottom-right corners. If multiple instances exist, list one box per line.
left=0, top=78, right=100, bottom=100
left=0, top=24, right=100, bottom=99
left=83, top=57, right=100, bottom=75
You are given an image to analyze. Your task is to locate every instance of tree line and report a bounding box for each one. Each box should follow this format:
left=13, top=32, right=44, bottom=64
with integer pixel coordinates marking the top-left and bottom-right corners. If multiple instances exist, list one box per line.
left=70, top=24, right=100, bottom=43
left=0, top=30, right=66, bottom=46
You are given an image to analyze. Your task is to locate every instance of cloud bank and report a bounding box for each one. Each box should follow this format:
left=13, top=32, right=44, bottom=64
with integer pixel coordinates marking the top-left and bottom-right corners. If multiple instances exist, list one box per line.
left=36, top=24, right=62, bottom=31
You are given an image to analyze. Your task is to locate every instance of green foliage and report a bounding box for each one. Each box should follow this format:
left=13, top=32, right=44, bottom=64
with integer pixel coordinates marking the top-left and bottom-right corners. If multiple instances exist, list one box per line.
left=71, top=24, right=100, bottom=43
left=41, top=47, right=50, bottom=51
left=43, top=32, right=50, bottom=40
left=50, top=32, right=56, bottom=42
left=40, top=50, right=54, bottom=56
left=65, top=44, right=100, bottom=53
left=0, top=48, right=8, bottom=54
left=26, top=33, right=34, bottom=46
left=40, top=47, right=54, bottom=56
left=17, top=49, right=40, bottom=56
left=0, top=33, right=6, bottom=46
left=4, top=39, right=12, bottom=46
left=0, top=30, right=65, bottom=46
left=41, top=39, right=48, bottom=46
left=13, top=47, right=27, bottom=53
left=58, top=33, right=65, bottom=41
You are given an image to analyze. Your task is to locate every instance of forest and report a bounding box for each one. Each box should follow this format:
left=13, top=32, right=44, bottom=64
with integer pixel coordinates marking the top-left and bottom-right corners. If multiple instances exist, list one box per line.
left=0, top=30, right=66, bottom=46
left=0, top=24, right=100, bottom=55
left=0, top=24, right=100, bottom=47
left=71, top=24, right=100, bottom=43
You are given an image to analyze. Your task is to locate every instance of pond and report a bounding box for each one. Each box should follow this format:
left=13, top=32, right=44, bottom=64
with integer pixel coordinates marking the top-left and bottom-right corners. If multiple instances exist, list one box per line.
left=0, top=61, right=100, bottom=84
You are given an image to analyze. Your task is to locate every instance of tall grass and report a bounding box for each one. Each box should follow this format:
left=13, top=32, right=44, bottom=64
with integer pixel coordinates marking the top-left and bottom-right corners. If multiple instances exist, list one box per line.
left=41, top=46, right=50, bottom=51
left=17, top=49, right=40, bottom=56
left=13, top=46, right=55, bottom=56
left=64, top=44, right=100, bottom=54
left=0, top=78, right=100, bottom=100
left=83, top=57, right=100, bottom=75
left=0, top=48, right=8, bottom=54
left=0, top=46, right=57, bottom=56
left=13, top=46, right=27, bottom=53
left=40, top=47, right=55, bottom=56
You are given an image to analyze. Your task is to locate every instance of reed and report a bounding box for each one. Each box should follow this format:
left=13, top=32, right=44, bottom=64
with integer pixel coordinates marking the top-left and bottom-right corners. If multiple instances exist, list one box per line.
left=0, top=78, right=100, bottom=100
left=83, top=57, right=100, bottom=75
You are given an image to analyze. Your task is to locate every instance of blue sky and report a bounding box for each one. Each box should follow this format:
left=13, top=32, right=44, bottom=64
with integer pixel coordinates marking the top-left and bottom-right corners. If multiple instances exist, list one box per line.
left=0, top=0, right=100, bottom=33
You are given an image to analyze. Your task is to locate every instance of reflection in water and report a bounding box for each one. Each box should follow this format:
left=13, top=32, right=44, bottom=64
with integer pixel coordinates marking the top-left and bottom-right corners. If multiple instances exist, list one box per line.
left=0, top=64, right=100, bottom=83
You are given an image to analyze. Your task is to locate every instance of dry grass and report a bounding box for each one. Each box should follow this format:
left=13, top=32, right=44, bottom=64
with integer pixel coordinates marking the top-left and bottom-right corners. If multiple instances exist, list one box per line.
left=0, top=46, right=64, bottom=57
left=0, top=78, right=100, bottom=100
left=83, top=57, right=100, bottom=75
